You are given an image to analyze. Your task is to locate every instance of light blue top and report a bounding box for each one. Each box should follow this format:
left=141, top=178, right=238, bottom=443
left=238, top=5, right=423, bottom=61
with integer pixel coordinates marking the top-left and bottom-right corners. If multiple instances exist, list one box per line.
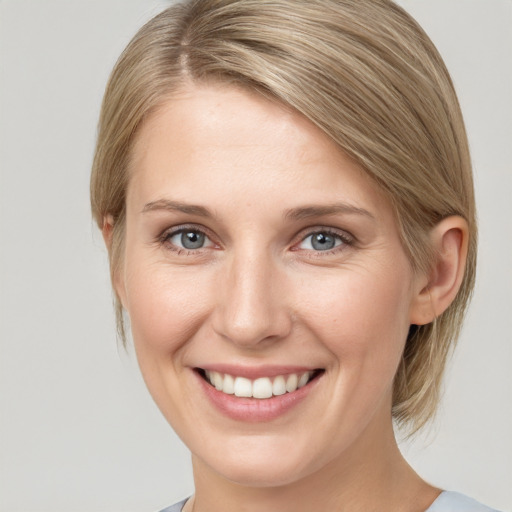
left=159, top=491, right=501, bottom=512
left=425, top=491, right=500, bottom=511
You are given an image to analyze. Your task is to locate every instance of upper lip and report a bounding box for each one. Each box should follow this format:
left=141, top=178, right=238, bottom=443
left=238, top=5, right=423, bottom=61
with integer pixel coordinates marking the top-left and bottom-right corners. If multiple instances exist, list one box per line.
left=195, top=364, right=322, bottom=380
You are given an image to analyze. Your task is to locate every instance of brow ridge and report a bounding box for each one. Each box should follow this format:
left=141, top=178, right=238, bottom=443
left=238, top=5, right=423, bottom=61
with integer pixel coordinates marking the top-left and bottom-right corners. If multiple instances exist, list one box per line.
left=142, top=199, right=373, bottom=222
left=284, top=203, right=374, bottom=221
left=142, top=199, right=212, bottom=217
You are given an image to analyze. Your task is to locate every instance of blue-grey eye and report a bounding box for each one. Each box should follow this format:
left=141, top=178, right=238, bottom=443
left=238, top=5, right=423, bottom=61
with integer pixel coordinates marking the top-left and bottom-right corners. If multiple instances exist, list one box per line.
left=299, top=232, right=343, bottom=251
left=169, top=230, right=212, bottom=250
left=182, top=231, right=205, bottom=249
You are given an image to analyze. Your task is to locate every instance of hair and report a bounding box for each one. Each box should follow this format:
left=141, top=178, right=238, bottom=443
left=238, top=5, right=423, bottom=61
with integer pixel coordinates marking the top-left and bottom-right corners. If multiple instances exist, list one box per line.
left=91, top=0, right=476, bottom=434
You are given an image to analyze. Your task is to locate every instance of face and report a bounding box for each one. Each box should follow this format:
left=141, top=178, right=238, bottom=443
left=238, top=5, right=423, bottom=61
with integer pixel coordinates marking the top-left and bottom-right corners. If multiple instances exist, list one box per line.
left=117, top=84, right=425, bottom=487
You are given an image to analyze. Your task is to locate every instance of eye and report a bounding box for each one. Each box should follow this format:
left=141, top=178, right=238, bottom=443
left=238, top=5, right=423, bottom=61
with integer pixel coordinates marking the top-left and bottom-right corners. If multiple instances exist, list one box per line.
left=165, top=228, right=215, bottom=250
left=297, top=231, right=347, bottom=251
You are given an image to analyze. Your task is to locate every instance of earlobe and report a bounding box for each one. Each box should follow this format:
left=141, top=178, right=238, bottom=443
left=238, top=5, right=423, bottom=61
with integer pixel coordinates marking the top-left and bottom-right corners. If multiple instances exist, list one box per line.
left=409, top=216, right=469, bottom=325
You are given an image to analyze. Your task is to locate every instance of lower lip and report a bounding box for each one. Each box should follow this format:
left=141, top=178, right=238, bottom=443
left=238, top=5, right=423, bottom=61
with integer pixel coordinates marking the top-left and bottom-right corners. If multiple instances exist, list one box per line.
left=195, top=371, right=321, bottom=422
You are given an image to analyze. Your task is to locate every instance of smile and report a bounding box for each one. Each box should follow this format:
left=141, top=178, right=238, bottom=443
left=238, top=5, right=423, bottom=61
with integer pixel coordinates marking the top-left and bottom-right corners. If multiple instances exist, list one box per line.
left=199, top=369, right=323, bottom=399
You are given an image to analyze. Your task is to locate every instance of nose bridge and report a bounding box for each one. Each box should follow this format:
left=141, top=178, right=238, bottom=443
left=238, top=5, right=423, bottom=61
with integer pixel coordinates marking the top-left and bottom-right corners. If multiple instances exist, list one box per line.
left=213, top=244, right=291, bottom=347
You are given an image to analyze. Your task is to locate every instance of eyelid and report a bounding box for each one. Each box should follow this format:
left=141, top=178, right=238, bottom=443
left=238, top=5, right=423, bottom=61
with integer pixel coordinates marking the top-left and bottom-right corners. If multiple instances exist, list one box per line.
left=158, top=223, right=219, bottom=250
left=155, top=223, right=355, bottom=254
left=291, top=226, right=355, bottom=252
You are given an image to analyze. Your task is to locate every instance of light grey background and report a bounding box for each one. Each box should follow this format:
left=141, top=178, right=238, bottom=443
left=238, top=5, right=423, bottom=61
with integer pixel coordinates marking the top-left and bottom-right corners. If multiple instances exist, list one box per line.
left=0, top=1, right=510, bottom=511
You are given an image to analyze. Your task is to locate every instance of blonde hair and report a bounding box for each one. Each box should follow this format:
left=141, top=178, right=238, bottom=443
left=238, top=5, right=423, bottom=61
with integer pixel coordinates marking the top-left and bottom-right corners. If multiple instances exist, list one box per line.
left=91, top=0, right=476, bottom=434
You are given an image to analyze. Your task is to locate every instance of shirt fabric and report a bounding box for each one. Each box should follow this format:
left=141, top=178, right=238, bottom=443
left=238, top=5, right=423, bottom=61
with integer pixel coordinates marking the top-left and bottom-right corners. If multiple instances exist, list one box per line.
left=158, top=491, right=500, bottom=512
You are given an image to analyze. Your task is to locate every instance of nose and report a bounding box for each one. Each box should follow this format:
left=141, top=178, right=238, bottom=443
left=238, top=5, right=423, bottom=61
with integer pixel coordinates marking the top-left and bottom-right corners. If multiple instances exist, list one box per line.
left=211, top=249, right=292, bottom=348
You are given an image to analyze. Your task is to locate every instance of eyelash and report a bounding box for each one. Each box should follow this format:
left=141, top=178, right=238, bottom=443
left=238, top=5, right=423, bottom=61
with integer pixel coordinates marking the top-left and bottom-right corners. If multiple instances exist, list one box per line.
left=292, top=229, right=354, bottom=257
left=158, top=224, right=217, bottom=255
left=157, top=225, right=354, bottom=256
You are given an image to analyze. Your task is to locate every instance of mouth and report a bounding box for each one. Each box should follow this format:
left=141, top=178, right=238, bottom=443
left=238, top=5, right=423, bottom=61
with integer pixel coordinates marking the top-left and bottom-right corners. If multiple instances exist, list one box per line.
left=196, top=368, right=324, bottom=399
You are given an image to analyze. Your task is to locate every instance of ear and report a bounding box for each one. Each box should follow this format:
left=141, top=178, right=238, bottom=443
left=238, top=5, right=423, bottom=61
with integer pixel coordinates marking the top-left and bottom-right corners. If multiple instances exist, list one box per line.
left=101, top=215, right=127, bottom=308
left=101, top=214, right=115, bottom=250
left=409, top=216, right=469, bottom=325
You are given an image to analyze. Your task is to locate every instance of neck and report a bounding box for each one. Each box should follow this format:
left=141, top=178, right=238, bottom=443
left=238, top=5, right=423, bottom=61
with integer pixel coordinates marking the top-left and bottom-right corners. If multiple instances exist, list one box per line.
left=189, top=415, right=439, bottom=512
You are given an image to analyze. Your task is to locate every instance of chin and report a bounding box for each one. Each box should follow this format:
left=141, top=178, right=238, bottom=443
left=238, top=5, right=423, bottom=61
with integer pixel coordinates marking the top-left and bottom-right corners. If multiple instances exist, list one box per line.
left=210, top=457, right=310, bottom=488
left=192, top=433, right=327, bottom=489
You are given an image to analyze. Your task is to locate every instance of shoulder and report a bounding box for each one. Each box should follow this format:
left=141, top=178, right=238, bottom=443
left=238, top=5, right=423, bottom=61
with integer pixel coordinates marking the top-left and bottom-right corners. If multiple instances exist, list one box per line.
left=426, top=491, right=502, bottom=512
left=158, top=498, right=188, bottom=512
left=157, top=494, right=504, bottom=512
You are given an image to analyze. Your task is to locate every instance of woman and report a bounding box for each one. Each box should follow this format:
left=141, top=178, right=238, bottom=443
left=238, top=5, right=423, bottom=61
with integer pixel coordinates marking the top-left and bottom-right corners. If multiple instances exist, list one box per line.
left=90, top=1, right=499, bottom=511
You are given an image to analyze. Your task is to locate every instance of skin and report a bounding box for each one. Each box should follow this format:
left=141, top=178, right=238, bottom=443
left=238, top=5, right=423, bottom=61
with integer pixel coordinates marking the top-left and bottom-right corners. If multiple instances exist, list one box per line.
left=106, top=83, right=468, bottom=512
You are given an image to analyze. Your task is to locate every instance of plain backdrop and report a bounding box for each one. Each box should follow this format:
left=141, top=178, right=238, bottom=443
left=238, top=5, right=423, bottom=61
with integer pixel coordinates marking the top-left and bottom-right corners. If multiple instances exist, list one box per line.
left=0, top=1, right=511, bottom=511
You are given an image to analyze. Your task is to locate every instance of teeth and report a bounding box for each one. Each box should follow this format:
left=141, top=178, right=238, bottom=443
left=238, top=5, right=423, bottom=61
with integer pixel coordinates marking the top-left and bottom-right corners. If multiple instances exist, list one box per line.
left=298, top=372, right=309, bottom=388
left=223, top=374, right=235, bottom=394
left=285, top=373, right=298, bottom=392
left=204, top=370, right=315, bottom=399
left=212, top=371, right=223, bottom=391
left=272, top=375, right=286, bottom=396
left=234, top=377, right=252, bottom=397
left=253, top=377, right=273, bottom=399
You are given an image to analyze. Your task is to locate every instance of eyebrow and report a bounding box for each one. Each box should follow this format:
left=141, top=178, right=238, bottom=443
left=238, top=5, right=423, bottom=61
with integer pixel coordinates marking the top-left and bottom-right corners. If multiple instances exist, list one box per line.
left=142, top=199, right=212, bottom=217
left=142, top=199, right=374, bottom=221
left=284, top=203, right=375, bottom=221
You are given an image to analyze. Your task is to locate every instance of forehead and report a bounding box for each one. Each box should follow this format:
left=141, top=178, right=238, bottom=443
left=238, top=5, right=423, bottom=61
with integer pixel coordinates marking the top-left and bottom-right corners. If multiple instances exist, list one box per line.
left=131, top=83, right=343, bottom=169
left=127, top=83, right=390, bottom=218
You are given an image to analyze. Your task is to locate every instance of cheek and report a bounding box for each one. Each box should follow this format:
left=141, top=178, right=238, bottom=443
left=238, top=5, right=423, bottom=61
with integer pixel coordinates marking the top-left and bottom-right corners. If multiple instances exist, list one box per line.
left=124, top=260, right=212, bottom=354
left=297, top=267, right=414, bottom=439
left=297, top=265, right=412, bottom=372
left=121, top=261, right=215, bottom=420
